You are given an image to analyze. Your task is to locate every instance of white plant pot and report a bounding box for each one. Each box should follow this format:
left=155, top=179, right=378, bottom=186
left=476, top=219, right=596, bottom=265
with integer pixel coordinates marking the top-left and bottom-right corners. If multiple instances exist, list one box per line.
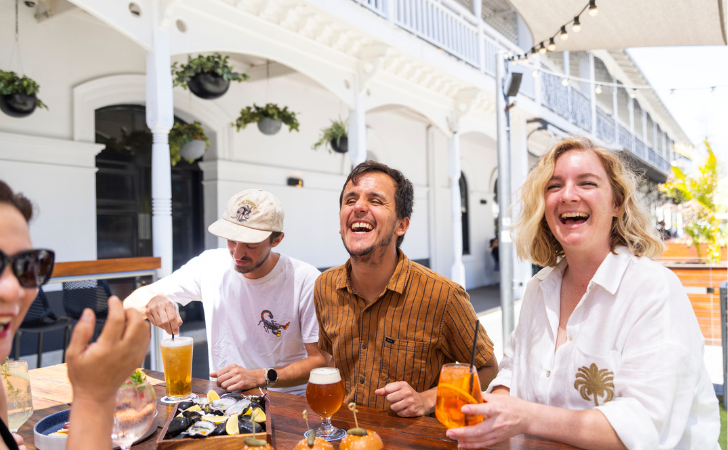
left=179, top=139, right=206, bottom=161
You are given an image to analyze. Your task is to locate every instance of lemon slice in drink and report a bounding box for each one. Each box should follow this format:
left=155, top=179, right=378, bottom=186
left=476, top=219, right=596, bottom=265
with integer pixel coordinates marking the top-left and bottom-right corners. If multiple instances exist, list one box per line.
left=250, top=408, right=266, bottom=423
left=226, top=414, right=240, bottom=435
left=207, top=390, right=221, bottom=402
left=437, top=383, right=479, bottom=404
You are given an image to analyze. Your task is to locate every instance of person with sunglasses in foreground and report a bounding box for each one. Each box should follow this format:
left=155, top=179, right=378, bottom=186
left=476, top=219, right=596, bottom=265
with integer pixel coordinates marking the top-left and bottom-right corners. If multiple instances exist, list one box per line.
left=0, top=180, right=150, bottom=450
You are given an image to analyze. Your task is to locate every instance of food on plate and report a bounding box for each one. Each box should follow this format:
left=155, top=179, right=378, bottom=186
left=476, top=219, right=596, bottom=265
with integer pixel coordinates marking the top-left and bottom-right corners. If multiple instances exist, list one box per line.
left=163, top=393, right=267, bottom=440
left=49, top=422, right=70, bottom=437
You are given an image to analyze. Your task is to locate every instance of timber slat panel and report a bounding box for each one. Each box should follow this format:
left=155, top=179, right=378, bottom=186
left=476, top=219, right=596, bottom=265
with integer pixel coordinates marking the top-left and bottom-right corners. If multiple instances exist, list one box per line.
left=19, top=366, right=578, bottom=450
left=52, top=257, right=161, bottom=277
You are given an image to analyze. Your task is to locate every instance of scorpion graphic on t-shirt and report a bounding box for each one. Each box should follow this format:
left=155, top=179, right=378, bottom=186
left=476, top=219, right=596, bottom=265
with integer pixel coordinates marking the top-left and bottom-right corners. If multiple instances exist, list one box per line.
left=258, top=310, right=290, bottom=337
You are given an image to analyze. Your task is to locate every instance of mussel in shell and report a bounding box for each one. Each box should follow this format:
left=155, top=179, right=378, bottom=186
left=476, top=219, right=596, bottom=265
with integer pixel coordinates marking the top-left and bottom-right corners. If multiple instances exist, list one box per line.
left=185, top=420, right=216, bottom=438
left=182, top=410, right=202, bottom=423
left=210, top=421, right=228, bottom=436
left=165, top=416, right=190, bottom=438
left=239, top=417, right=265, bottom=434
left=177, top=401, right=195, bottom=411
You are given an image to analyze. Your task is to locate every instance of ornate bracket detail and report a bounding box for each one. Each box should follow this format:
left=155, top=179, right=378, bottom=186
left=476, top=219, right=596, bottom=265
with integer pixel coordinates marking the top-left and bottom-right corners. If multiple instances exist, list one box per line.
left=448, top=88, right=480, bottom=133
left=356, top=44, right=390, bottom=94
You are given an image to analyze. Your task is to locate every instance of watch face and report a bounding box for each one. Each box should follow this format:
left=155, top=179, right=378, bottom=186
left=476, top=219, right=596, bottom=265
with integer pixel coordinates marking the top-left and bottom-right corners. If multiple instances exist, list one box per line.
left=267, top=369, right=278, bottom=382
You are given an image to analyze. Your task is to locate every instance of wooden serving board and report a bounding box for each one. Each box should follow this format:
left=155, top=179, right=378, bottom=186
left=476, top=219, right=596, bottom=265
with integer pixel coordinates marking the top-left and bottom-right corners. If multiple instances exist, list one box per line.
left=156, top=397, right=272, bottom=450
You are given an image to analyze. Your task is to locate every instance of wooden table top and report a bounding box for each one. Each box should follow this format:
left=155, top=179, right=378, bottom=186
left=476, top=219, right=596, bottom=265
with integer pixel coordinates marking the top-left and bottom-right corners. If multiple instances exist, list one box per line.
left=20, top=365, right=577, bottom=450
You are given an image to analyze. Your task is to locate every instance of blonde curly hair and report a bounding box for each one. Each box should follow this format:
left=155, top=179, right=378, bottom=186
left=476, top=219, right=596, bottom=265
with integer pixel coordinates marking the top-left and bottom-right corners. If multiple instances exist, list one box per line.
left=512, top=137, right=665, bottom=267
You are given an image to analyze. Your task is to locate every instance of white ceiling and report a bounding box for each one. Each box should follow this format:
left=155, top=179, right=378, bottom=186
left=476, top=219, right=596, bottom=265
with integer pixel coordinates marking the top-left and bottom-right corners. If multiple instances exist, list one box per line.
left=510, top=0, right=727, bottom=51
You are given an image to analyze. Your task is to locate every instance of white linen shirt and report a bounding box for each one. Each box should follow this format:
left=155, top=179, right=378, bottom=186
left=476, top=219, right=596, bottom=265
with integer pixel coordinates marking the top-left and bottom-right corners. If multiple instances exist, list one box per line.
left=488, top=246, right=719, bottom=450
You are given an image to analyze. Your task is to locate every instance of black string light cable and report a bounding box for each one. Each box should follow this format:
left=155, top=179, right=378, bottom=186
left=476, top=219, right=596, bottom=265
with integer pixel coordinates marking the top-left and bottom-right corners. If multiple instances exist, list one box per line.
left=502, top=0, right=724, bottom=96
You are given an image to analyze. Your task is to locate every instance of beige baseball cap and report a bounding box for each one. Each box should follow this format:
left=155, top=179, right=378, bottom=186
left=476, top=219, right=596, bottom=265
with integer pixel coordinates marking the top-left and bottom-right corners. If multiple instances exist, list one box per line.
left=208, top=189, right=284, bottom=243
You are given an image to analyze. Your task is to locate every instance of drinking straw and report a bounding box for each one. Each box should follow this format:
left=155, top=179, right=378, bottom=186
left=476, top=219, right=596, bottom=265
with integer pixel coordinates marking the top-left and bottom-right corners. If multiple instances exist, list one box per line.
left=465, top=319, right=480, bottom=427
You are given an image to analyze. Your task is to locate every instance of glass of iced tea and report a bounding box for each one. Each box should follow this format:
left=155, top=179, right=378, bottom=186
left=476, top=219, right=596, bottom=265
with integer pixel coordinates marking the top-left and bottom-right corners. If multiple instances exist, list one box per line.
left=305, top=367, right=346, bottom=441
left=1, top=360, right=33, bottom=433
left=160, top=336, right=194, bottom=403
left=435, top=363, right=483, bottom=429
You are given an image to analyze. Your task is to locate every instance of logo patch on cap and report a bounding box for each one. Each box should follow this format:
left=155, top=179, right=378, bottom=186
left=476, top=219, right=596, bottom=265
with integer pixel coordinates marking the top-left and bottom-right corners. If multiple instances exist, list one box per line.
left=233, top=200, right=258, bottom=223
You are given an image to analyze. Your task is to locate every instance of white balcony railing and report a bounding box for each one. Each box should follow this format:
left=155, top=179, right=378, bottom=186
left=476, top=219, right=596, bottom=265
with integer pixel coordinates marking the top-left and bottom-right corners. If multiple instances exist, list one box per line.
left=349, top=0, right=670, bottom=174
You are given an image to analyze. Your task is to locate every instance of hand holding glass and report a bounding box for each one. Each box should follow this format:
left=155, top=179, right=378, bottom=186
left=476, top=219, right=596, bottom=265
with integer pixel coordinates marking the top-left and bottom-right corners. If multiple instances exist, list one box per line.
left=305, top=367, right=346, bottom=441
left=435, top=363, right=484, bottom=429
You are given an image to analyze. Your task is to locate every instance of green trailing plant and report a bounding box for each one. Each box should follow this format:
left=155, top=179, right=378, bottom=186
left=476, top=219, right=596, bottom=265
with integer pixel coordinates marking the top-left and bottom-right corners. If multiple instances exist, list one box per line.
left=168, top=121, right=209, bottom=165
left=171, top=53, right=249, bottom=89
left=0, top=70, right=48, bottom=109
left=233, top=103, right=300, bottom=132
left=312, top=118, right=347, bottom=152
left=660, top=139, right=727, bottom=264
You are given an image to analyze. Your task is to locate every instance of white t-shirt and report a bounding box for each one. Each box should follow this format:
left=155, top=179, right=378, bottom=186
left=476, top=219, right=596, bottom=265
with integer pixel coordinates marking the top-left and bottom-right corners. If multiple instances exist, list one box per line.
left=489, top=246, right=720, bottom=450
left=152, top=249, right=320, bottom=395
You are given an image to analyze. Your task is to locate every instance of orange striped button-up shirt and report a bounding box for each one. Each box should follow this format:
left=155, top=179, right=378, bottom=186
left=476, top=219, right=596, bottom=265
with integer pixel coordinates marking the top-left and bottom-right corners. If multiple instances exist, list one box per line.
left=314, top=251, right=494, bottom=410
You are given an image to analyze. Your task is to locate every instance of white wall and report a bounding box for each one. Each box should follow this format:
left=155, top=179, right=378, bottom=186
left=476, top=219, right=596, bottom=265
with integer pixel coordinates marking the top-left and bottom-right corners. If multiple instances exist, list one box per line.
left=0, top=4, right=501, bottom=288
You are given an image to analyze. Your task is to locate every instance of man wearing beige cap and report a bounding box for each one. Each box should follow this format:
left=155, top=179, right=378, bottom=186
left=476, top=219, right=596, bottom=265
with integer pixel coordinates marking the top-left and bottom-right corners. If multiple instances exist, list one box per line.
left=124, top=189, right=326, bottom=395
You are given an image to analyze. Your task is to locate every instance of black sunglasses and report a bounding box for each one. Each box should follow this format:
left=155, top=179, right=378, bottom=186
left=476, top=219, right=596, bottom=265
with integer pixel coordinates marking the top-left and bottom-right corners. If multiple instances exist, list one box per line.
left=0, top=249, right=55, bottom=288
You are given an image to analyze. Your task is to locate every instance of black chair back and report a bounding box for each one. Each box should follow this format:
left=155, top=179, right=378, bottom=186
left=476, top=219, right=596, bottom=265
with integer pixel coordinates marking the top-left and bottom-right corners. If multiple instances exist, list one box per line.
left=22, top=288, right=57, bottom=326
left=62, top=279, right=112, bottom=320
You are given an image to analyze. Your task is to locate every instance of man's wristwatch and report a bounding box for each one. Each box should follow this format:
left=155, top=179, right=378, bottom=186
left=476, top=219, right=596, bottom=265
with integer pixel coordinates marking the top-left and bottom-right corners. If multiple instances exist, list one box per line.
left=263, top=368, right=278, bottom=388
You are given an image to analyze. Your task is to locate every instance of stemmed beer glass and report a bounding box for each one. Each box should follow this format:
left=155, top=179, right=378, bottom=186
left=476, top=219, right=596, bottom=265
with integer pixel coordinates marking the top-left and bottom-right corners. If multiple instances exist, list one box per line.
left=304, top=367, right=346, bottom=441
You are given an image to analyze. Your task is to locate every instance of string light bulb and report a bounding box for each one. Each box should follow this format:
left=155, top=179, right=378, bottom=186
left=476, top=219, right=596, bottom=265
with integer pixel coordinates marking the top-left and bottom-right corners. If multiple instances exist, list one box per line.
left=560, top=26, right=569, bottom=41
left=530, top=47, right=537, bottom=57
left=523, top=54, right=530, bottom=63
left=548, top=37, right=556, bottom=51
left=538, top=42, right=547, bottom=54
left=573, top=16, right=581, bottom=32
left=589, top=0, right=598, bottom=16
left=561, top=77, right=569, bottom=87
left=670, top=89, right=676, bottom=96
left=629, top=89, right=637, bottom=99
left=595, top=84, right=602, bottom=94
left=711, top=86, right=717, bottom=94
left=532, top=70, right=539, bottom=78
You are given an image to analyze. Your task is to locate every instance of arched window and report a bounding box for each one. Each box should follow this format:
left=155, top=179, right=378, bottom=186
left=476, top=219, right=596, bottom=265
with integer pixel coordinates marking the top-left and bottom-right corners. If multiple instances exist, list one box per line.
left=460, top=172, right=470, bottom=255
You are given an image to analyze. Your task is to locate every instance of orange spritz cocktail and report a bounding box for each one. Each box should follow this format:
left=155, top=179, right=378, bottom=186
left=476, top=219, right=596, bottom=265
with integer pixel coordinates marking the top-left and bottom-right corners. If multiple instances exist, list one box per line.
left=435, top=363, right=483, bottom=429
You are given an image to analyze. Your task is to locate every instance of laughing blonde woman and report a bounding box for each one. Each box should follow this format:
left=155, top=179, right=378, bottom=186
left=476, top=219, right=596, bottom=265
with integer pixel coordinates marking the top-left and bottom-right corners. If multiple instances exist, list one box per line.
left=447, top=138, right=719, bottom=450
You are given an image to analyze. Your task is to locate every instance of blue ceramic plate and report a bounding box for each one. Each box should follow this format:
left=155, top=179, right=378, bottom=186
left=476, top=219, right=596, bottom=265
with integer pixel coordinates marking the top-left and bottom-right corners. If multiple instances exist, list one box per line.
left=34, top=409, right=158, bottom=450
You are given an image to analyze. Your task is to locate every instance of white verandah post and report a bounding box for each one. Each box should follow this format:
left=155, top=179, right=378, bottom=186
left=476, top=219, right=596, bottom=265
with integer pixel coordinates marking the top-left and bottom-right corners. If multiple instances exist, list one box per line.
left=448, top=131, right=465, bottom=287
left=146, top=0, right=174, bottom=371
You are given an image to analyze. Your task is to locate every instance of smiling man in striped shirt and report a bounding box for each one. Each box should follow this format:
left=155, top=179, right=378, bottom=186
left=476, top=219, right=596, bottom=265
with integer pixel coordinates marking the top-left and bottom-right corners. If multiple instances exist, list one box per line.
left=314, top=161, right=498, bottom=417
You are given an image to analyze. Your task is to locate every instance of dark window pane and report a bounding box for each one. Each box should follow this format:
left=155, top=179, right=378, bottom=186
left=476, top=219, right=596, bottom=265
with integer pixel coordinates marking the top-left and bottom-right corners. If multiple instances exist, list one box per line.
left=97, top=214, right=135, bottom=259
left=97, top=172, right=135, bottom=201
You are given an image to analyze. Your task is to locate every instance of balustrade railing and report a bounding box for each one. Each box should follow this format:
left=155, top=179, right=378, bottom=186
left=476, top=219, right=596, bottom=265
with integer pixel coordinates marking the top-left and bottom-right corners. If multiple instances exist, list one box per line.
left=634, top=137, right=646, bottom=159
left=596, top=105, right=615, bottom=143
left=570, top=89, right=592, bottom=132
left=346, top=0, right=673, bottom=176
left=541, top=71, right=569, bottom=119
left=618, top=123, right=632, bottom=151
left=394, top=0, right=479, bottom=67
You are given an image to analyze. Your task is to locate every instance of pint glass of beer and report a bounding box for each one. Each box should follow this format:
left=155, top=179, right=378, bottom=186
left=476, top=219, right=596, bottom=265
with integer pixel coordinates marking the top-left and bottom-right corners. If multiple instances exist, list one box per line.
left=305, top=367, right=346, bottom=441
left=435, top=363, right=484, bottom=429
left=160, top=336, right=194, bottom=403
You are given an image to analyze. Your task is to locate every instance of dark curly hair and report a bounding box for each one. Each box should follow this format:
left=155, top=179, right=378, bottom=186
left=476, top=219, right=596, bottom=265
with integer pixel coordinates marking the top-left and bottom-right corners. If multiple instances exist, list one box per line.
left=339, top=161, right=414, bottom=249
left=0, top=180, right=33, bottom=223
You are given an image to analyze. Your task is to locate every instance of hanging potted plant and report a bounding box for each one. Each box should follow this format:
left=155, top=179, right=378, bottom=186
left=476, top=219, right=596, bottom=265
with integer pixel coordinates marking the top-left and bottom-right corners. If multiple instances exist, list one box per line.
left=312, top=119, right=348, bottom=153
left=0, top=70, right=48, bottom=118
left=171, top=53, right=249, bottom=100
left=233, top=103, right=300, bottom=136
left=168, top=121, right=210, bottom=166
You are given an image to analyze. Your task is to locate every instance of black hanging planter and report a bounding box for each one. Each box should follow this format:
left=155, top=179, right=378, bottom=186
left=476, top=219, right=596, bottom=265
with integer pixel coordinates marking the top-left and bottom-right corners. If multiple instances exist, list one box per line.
left=0, top=93, right=38, bottom=118
left=186, top=72, right=230, bottom=100
left=331, top=137, right=348, bottom=153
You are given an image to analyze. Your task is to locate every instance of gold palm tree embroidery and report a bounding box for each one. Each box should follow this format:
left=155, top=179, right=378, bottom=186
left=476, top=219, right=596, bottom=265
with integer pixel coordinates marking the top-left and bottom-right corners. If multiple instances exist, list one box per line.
left=574, top=363, right=614, bottom=406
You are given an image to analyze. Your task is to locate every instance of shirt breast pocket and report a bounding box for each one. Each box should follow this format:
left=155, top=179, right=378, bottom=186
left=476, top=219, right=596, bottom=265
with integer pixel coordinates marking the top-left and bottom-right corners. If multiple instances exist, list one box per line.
left=380, top=338, right=431, bottom=391
left=568, top=343, right=622, bottom=410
